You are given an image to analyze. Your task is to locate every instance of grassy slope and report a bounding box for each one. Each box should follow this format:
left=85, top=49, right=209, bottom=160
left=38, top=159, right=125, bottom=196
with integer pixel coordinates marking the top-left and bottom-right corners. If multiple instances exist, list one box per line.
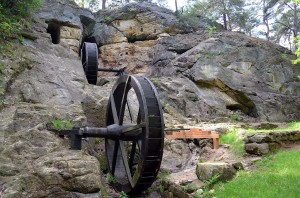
left=214, top=150, right=300, bottom=198
left=246, top=122, right=300, bottom=133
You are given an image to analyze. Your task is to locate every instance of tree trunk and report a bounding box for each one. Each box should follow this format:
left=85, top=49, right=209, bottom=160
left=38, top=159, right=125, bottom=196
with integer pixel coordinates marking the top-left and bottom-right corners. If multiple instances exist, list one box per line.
left=175, top=0, right=178, bottom=13
left=221, top=0, right=228, bottom=30
left=227, top=14, right=232, bottom=30
left=102, top=0, right=106, bottom=9
left=223, top=13, right=227, bottom=30
left=265, top=17, right=270, bottom=41
left=293, top=3, right=298, bottom=50
left=263, top=0, right=270, bottom=41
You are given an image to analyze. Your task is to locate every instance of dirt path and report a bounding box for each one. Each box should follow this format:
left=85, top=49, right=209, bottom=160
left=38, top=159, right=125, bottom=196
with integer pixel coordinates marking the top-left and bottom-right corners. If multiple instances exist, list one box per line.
left=281, top=141, right=300, bottom=150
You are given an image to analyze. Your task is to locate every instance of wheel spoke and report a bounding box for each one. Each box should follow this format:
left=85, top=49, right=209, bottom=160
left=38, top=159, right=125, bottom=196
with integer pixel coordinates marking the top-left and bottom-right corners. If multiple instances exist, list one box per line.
left=126, top=102, right=133, bottom=123
left=119, top=140, right=134, bottom=187
left=111, top=140, right=119, bottom=175
left=129, top=141, right=137, bottom=172
left=137, top=108, right=141, bottom=124
left=110, top=91, right=119, bottom=124
left=119, top=76, right=131, bottom=125
left=122, top=122, right=146, bottom=133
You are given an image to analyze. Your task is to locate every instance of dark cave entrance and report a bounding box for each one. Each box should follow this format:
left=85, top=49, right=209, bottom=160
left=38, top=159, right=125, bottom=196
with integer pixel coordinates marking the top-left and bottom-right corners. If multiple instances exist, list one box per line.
left=47, top=23, right=61, bottom=44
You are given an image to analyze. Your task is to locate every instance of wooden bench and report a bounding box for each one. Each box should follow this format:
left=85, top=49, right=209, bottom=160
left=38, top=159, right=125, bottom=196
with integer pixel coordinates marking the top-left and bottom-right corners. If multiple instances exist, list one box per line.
left=165, top=128, right=221, bottom=149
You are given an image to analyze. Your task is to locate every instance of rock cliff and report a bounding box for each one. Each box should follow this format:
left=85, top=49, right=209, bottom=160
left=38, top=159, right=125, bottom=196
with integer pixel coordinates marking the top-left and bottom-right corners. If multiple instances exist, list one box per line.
left=0, top=0, right=299, bottom=197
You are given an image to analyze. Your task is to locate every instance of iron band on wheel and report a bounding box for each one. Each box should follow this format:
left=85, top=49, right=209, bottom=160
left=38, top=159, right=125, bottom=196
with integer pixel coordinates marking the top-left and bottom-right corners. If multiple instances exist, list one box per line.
left=81, top=42, right=98, bottom=85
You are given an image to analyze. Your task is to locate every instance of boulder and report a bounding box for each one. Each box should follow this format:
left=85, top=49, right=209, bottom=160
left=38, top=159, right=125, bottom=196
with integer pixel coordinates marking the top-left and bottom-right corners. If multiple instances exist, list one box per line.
left=161, top=140, right=192, bottom=172
left=90, top=23, right=128, bottom=45
left=244, top=143, right=269, bottom=155
left=37, top=0, right=94, bottom=29
left=247, top=133, right=273, bottom=143
left=150, top=31, right=300, bottom=122
left=196, top=162, right=241, bottom=182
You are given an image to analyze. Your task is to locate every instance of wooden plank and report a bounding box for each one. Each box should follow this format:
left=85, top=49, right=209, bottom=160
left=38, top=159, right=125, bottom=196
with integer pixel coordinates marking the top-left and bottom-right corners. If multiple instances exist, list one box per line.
left=213, top=138, right=219, bottom=149
left=165, top=133, right=220, bottom=139
left=165, top=128, right=221, bottom=149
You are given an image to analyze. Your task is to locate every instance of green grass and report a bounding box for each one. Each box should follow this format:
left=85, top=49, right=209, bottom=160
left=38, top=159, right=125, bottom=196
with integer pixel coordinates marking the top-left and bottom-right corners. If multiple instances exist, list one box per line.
left=219, top=129, right=245, bottom=156
left=230, top=115, right=241, bottom=122
left=214, top=150, right=300, bottom=198
left=246, top=122, right=300, bottom=133
left=51, top=118, right=73, bottom=131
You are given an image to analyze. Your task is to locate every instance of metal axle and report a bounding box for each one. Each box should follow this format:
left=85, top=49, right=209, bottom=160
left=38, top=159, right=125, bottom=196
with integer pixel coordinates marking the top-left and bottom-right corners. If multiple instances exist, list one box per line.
left=98, top=67, right=126, bottom=75
left=58, top=123, right=145, bottom=150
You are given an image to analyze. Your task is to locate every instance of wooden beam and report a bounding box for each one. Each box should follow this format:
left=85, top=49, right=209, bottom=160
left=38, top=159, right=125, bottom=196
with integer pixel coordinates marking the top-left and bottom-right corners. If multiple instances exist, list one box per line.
left=165, top=128, right=221, bottom=149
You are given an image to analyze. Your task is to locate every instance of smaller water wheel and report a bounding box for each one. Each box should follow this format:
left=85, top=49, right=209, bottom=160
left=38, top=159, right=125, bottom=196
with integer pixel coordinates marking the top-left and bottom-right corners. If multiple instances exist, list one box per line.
left=81, top=42, right=98, bottom=85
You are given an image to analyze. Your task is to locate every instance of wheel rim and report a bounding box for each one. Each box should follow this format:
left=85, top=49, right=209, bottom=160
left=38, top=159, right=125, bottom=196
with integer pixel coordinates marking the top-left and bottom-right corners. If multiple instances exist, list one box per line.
left=105, top=75, right=164, bottom=193
left=81, top=42, right=98, bottom=85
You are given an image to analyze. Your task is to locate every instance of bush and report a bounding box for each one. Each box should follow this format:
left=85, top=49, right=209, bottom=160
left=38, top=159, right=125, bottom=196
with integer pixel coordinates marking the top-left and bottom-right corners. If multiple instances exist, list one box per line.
left=0, top=0, right=43, bottom=41
left=220, top=129, right=245, bottom=156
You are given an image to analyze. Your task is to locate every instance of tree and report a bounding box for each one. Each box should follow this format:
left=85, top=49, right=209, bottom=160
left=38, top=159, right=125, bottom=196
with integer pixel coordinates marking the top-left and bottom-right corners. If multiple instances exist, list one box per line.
left=187, top=0, right=249, bottom=31
left=261, top=0, right=280, bottom=41
left=274, top=0, right=299, bottom=50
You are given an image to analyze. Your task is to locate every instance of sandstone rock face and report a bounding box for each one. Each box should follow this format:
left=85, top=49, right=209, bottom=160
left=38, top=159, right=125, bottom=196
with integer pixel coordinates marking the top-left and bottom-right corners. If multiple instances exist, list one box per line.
left=60, top=26, right=82, bottom=52
left=32, top=0, right=299, bottom=124
left=99, top=40, right=158, bottom=74
left=1, top=0, right=300, bottom=196
left=150, top=32, right=300, bottom=122
left=0, top=1, right=109, bottom=196
left=36, top=0, right=95, bottom=52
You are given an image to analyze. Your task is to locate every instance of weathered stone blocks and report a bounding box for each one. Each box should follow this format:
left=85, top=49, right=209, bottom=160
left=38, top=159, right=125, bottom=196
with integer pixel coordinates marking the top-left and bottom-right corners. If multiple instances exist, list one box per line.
left=196, top=162, right=243, bottom=182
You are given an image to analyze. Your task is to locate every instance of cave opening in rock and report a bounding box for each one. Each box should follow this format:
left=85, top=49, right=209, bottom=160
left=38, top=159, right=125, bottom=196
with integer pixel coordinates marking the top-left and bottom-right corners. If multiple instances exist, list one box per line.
left=47, top=23, right=61, bottom=44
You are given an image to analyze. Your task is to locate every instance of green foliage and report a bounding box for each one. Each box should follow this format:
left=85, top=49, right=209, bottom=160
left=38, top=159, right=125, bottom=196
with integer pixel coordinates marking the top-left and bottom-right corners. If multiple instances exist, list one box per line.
left=184, top=0, right=250, bottom=31
left=120, top=191, right=129, bottom=198
left=51, top=118, right=73, bottom=131
left=158, top=184, right=165, bottom=193
left=157, top=171, right=170, bottom=181
left=0, top=0, right=43, bottom=41
left=207, top=26, right=216, bottom=35
left=103, top=16, right=113, bottom=23
left=51, top=119, right=64, bottom=131
left=151, top=78, right=159, bottom=86
left=182, top=185, right=188, bottom=193
left=65, top=119, right=73, bottom=130
left=288, top=121, right=300, bottom=130
left=292, top=36, right=300, bottom=64
left=246, top=122, right=300, bottom=133
left=161, top=101, right=171, bottom=111
left=214, top=151, right=300, bottom=197
left=107, top=173, right=117, bottom=184
left=220, top=129, right=245, bottom=156
left=202, top=188, right=215, bottom=198
left=98, top=154, right=108, bottom=172
left=230, top=115, right=241, bottom=121
left=204, top=174, right=220, bottom=186
left=178, top=10, right=199, bottom=30
left=94, top=138, right=101, bottom=144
